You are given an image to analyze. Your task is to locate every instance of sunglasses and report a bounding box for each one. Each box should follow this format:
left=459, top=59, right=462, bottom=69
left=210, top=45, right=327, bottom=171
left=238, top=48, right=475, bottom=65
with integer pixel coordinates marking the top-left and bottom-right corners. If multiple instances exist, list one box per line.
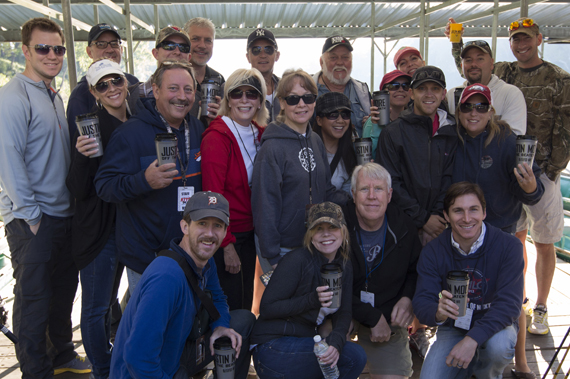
left=509, top=18, right=535, bottom=31
left=322, top=110, right=351, bottom=121
left=157, top=41, right=191, bottom=54
left=93, top=76, right=126, bottom=93
left=283, top=94, right=317, bottom=106
left=384, top=82, right=411, bottom=91
left=30, top=44, right=66, bottom=56
left=91, top=40, right=121, bottom=49
left=250, top=46, right=275, bottom=56
left=229, top=89, right=259, bottom=100
left=459, top=102, right=490, bottom=114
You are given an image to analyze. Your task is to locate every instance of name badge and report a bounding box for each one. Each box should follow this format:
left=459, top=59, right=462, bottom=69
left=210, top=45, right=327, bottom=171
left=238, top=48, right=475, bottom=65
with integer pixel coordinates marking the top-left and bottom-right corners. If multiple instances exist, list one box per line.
left=454, top=308, right=473, bottom=330
left=361, top=291, right=375, bottom=307
left=178, top=186, right=194, bottom=212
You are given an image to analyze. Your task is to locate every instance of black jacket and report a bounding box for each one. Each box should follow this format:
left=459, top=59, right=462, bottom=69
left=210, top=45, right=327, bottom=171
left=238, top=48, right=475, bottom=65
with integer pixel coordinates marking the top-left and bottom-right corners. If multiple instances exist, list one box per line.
left=376, top=109, right=458, bottom=229
left=343, top=202, right=421, bottom=327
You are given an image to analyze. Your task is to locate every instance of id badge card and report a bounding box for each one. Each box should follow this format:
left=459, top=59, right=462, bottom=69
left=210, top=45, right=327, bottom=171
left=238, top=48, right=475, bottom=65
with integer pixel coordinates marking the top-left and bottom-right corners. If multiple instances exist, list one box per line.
left=178, top=187, right=194, bottom=212
left=360, top=291, right=375, bottom=307
left=195, top=335, right=206, bottom=364
left=454, top=308, right=473, bottom=330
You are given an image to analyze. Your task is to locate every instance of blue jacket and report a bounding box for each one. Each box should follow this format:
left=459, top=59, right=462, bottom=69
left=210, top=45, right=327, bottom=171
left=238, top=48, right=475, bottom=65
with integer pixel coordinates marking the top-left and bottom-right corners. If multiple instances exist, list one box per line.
left=95, top=98, right=204, bottom=273
left=110, top=238, right=230, bottom=379
left=412, top=223, right=524, bottom=346
left=452, top=127, right=544, bottom=233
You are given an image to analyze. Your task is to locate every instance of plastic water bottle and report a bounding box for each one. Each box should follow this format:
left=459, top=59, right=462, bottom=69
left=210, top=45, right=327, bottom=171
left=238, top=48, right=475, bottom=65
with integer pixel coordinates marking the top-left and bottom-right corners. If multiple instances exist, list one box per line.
left=313, top=335, right=340, bottom=379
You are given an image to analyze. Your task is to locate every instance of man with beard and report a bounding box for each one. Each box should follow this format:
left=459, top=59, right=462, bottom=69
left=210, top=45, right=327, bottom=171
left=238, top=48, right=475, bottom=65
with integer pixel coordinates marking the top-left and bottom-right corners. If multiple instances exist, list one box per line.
left=67, top=23, right=139, bottom=144
left=95, top=61, right=204, bottom=292
left=445, top=40, right=527, bottom=135
left=313, top=36, right=371, bottom=137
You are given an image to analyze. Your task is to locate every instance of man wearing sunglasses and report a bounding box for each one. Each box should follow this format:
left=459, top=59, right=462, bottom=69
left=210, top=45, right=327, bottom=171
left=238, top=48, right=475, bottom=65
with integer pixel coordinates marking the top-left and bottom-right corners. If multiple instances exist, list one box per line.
left=313, top=36, right=372, bottom=137
left=445, top=39, right=527, bottom=136
left=67, top=23, right=139, bottom=145
left=245, top=28, right=281, bottom=122
left=0, top=18, right=92, bottom=377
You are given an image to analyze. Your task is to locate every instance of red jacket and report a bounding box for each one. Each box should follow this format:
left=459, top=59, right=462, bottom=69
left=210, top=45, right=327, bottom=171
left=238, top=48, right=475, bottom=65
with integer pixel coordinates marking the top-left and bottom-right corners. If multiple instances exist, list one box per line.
left=201, top=116, right=264, bottom=247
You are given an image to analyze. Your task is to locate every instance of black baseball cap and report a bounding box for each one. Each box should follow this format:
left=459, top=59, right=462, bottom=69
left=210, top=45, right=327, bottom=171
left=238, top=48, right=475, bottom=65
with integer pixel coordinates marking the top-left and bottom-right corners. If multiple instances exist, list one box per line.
left=183, top=191, right=230, bottom=226
left=315, top=92, right=352, bottom=116
left=247, top=28, right=278, bottom=49
left=88, top=23, right=121, bottom=45
left=227, top=75, right=263, bottom=96
left=322, top=36, right=353, bottom=54
left=411, top=66, right=446, bottom=89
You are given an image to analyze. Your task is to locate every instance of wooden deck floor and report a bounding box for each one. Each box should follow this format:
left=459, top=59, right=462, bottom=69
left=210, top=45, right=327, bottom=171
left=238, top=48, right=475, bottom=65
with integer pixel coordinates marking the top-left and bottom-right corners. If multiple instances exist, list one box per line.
left=0, top=223, right=569, bottom=378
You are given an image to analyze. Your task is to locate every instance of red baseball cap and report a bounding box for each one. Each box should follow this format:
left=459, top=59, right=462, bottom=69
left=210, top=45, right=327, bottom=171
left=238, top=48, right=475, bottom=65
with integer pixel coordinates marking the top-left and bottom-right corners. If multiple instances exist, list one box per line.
left=393, top=46, right=423, bottom=67
left=460, top=84, right=492, bottom=104
left=379, top=70, right=412, bottom=90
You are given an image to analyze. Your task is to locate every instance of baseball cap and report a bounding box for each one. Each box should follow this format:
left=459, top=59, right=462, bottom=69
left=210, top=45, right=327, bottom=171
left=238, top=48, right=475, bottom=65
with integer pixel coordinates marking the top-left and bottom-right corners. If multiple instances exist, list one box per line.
left=411, top=66, right=446, bottom=89
left=227, top=74, right=263, bottom=96
left=247, top=28, right=278, bottom=49
left=394, top=46, right=422, bottom=67
left=508, top=18, right=540, bottom=38
left=322, top=36, right=353, bottom=54
left=460, top=40, right=493, bottom=59
left=379, top=70, right=412, bottom=90
left=315, top=92, right=352, bottom=116
left=156, top=26, right=191, bottom=48
left=86, top=59, right=123, bottom=86
left=183, top=191, right=230, bottom=226
left=88, top=23, right=121, bottom=45
left=460, top=83, right=492, bottom=104
left=307, top=202, right=346, bottom=231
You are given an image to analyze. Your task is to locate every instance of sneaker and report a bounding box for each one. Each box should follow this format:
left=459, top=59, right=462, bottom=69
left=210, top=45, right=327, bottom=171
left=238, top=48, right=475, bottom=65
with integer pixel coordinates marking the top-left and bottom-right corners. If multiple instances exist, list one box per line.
left=54, top=355, right=92, bottom=375
left=527, top=304, right=549, bottom=335
left=409, top=328, right=430, bottom=359
left=522, top=297, right=533, bottom=317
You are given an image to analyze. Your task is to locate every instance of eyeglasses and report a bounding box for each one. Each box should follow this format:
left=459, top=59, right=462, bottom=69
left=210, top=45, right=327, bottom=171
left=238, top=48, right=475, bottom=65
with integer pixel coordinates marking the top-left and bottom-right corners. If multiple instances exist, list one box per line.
left=509, top=18, right=535, bottom=31
left=229, top=89, right=259, bottom=100
left=250, top=46, right=275, bottom=56
left=93, top=76, right=126, bottom=93
left=29, top=44, right=66, bottom=56
left=283, top=94, right=317, bottom=106
left=91, top=40, right=121, bottom=49
left=384, top=82, right=411, bottom=91
left=459, top=102, right=490, bottom=114
left=157, top=41, right=191, bottom=54
left=322, top=110, right=351, bottom=120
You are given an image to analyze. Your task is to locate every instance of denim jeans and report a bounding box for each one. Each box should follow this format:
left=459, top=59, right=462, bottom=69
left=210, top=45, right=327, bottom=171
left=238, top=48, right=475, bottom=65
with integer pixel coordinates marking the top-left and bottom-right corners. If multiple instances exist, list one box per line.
left=253, top=337, right=366, bottom=379
left=80, top=232, right=121, bottom=379
left=420, top=324, right=517, bottom=379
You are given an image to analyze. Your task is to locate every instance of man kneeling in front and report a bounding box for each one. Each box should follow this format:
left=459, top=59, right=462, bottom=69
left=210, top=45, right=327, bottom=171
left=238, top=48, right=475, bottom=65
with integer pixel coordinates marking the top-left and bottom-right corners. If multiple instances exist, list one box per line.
left=110, top=191, right=255, bottom=379
left=413, top=182, right=523, bottom=378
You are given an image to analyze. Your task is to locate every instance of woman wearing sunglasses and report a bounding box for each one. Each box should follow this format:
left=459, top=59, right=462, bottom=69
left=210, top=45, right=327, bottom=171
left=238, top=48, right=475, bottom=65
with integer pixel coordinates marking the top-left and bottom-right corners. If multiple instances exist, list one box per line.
left=65, top=59, right=141, bottom=379
left=452, top=83, right=543, bottom=233
left=201, top=68, right=268, bottom=311
left=313, top=92, right=357, bottom=192
left=363, top=70, right=412, bottom=158
left=252, top=69, right=349, bottom=271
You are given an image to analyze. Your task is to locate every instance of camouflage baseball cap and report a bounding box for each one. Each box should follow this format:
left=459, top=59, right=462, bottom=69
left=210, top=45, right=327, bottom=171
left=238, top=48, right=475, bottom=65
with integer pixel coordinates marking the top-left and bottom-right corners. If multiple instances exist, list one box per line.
left=508, top=18, right=540, bottom=38
left=156, top=26, right=191, bottom=48
left=460, top=40, right=493, bottom=59
left=307, top=202, right=346, bottom=231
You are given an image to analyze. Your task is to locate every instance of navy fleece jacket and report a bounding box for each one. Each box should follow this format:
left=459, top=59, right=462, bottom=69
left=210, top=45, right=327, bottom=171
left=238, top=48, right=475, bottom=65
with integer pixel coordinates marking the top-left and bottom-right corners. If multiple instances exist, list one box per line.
left=413, top=223, right=524, bottom=346
left=95, top=98, right=204, bottom=273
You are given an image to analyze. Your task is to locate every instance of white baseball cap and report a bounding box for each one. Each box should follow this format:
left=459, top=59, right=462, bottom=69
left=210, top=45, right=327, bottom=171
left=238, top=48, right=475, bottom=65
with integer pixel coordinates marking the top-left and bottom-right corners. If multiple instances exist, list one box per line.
left=86, top=59, right=124, bottom=86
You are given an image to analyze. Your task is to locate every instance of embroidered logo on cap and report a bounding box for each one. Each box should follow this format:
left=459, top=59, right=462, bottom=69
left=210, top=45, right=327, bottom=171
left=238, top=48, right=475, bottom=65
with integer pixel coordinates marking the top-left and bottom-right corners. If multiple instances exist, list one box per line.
left=208, top=196, right=217, bottom=205
left=256, top=29, right=265, bottom=36
left=332, top=36, right=344, bottom=44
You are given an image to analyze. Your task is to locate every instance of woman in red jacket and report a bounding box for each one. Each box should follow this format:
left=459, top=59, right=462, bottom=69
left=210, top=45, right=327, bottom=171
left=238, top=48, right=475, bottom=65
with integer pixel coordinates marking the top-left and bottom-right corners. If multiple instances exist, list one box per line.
left=201, top=68, right=268, bottom=310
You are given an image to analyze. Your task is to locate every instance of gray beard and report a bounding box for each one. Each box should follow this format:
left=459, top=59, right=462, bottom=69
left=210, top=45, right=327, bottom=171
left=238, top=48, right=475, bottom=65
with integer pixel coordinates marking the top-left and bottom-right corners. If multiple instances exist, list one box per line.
left=322, top=65, right=351, bottom=86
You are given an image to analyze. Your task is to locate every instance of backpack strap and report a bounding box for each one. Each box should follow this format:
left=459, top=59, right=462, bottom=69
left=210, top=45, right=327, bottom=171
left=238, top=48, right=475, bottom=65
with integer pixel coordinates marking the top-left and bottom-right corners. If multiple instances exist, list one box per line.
left=158, top=250, right=220, bottom=321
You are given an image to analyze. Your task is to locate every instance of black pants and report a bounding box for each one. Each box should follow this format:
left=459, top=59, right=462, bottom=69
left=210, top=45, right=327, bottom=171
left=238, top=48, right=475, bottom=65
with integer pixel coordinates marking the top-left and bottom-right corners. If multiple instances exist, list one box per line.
left=6, top=215, right=79, bottom=379
left=213, top=231, right=256, bottom=311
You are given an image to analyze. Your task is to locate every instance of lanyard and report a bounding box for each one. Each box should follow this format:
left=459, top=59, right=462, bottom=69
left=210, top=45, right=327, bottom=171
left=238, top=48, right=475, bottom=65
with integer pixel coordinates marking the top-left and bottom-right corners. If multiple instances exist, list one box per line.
left=356, top=216, right=388, bottom=291
left=156, top=108, right=190, bottom=186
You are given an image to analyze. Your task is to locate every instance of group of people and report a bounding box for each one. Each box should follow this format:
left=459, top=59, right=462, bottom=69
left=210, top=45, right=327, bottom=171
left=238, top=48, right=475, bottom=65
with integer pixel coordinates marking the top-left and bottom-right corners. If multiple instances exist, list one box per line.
left=0, top=12, right=568, bottom=379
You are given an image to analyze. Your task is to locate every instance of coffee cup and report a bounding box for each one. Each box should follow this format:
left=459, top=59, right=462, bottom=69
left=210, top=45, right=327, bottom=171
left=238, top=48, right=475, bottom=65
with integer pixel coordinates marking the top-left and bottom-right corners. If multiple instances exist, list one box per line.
left=155, top=133, right=178, bottom=171
left=213, top=337, right=236, bottom=379
left=515, top=135, right=537, bottom=174
left=76, top=113, right=103, bottom=158
left=354, top=138, right=373, bottom=165
left=447, top=270, right=470, bottom=317
left=321, top=263, right=343, bottom=308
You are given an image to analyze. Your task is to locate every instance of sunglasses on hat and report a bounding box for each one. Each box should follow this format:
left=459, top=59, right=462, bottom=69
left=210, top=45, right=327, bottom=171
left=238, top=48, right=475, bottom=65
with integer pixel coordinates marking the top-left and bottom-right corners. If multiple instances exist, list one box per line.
left=29, top=44, right=66, bottom=56
left=93, top=76, right=126, bottom=93
left=283, top=94, right=316, bottom=106
left=509, top=18, right=535, bottom=32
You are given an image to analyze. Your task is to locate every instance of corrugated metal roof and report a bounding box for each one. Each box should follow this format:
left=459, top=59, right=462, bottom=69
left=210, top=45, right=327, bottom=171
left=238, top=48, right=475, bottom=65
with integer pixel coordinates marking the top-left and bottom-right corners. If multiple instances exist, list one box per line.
left=1, top=1, right=569, bottom=42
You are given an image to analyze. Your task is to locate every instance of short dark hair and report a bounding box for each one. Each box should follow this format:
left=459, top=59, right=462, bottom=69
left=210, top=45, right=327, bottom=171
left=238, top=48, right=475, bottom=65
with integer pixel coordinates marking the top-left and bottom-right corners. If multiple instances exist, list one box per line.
left=444, top=182, right=486, bottom=214
left=22, top=18, right=64, bottom=46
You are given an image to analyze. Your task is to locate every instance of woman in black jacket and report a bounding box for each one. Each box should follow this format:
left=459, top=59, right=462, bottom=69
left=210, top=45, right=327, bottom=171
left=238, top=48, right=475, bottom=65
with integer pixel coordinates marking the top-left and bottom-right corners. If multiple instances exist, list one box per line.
left=65, top=59, right=140, bottom=379
left=250, top=202, right=366, bottom=379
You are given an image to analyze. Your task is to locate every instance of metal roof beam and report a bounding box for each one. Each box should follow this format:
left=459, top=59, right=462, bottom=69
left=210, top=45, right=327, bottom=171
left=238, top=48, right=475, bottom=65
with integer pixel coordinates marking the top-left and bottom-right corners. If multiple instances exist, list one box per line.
left=97, top=0, right=154, bottom=34
left=6, top=0, right=91, bottom=31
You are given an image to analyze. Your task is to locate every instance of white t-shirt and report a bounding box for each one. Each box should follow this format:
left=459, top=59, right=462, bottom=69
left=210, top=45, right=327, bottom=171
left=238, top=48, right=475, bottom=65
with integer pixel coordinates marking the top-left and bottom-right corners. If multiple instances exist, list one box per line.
left=223, top=116, right=259, bottom=185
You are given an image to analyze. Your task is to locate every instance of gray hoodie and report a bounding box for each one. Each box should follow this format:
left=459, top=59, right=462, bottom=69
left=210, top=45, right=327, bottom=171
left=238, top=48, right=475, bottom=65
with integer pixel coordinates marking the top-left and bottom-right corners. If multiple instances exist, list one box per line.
left=0, top=74, right=73, bottom=225
left=251, top=121, right=349, bottom=265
